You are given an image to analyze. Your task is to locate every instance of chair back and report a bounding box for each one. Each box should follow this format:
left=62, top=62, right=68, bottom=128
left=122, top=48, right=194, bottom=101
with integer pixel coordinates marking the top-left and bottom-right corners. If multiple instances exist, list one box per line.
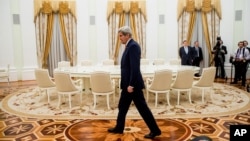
left=90, top=71, right=113, bottom=93
left=194, top=67, right=216, bottom=87
left=0, top=64, right=10, bottom=79
left=54, top=71, right=78, bottom=92
left=172, top=69, right=194, bottom=89
left=140, top=58, right=150, bottom=65
left=153, top=58, right=165, bottom=65
left=58, top=61, right=70, bottom=68
left=102, top=59, right=114, bottom=66
left=34, top=69, right=55, bottom=88
left=81, top=60, right=93, bottom=66
left=169, top=59, right=181, bottom=65
left=149, top=69, right=172, bottom=90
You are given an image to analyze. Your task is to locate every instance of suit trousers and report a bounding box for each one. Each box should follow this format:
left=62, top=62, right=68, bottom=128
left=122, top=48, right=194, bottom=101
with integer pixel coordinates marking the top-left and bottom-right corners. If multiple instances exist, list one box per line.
left=192, top=57, right=201, bottom=67
left=115, top=89, right=160, bottom=132
left=234, top=61, right=247, bottom=86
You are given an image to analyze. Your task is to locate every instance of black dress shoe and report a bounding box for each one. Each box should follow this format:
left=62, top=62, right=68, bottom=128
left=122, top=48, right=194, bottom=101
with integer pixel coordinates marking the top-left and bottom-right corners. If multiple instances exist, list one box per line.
left=144, top=131, right=161, bottom=139
left=107, top=128, right=123, bottom=134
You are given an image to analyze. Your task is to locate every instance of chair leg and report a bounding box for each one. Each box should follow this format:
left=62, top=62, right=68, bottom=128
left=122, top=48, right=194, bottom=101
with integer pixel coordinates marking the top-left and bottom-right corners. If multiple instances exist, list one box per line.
left=46, top=89, right=50, bottom=104
left=155, top=93, right=158, bottom=107
left=166, top=92, right=171, bottom=106
left=202, top=89, right=205, bottom=103
left=57, top=95, right=62, bottom=109
left=37, top=88, right=42, bottom=100
left=177, top=91, right=180, bottom=105
left=93, top=95, right=97, bottom=109
left=7, top=78, right=10, bottom=86
left=69, top=95, right=72, bottom=109
left=188, top=90, right=192, bottom=104
left=107, top=95, right=110, bottom=109
left=80, top=91, right=82, bottom=107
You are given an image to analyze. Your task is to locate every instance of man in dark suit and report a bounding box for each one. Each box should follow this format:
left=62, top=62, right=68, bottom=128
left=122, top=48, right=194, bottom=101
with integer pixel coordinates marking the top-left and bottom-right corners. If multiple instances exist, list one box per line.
left=212, top=40, right=227, bottom=78
left=107, top=26, right=161, bottom=139
left=192, top=41, right=203, bottom=67
left=192, top=41, right=203, bottom=76
left=179, top=40, right=195, bottom=65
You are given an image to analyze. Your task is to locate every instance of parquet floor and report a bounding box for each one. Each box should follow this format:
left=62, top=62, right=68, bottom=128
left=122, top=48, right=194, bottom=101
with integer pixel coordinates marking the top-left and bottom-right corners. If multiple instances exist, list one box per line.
left=0, top=79, right=249, bottom=141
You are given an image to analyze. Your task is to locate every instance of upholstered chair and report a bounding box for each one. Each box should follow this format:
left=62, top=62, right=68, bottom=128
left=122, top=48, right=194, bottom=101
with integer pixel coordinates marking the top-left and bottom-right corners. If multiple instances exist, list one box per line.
left=171, top=69, right=194, bottom=105
left=89, top=71, right=115, bottom=109
left=192, top=67, right=216, bottom=103
left=146, top=69, right=173, bottom=107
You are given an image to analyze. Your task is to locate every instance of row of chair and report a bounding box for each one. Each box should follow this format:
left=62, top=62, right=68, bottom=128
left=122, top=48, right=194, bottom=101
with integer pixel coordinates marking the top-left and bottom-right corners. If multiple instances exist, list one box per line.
left=0, top=64, right=10, bottom=86
left=34, top=69, right=115, bottom=109
left=146, top=67, right=216, bottom=107
left=141, top=58, right=181, bottom=65
left=35, top=66, right=215, bottom=109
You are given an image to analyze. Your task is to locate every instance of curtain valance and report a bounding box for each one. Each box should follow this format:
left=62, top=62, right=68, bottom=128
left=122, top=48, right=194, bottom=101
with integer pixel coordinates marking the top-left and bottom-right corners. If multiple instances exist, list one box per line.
left=34, top=0, right=76, bottom=22
left=107, top=0, right=147, bottom=22
left=177, top=0, right=221, bottom=21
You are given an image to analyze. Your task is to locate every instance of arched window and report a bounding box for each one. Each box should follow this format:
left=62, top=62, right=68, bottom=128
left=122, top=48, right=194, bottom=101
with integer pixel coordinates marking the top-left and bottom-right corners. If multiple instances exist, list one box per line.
left=34, top=0, right=77, bottom=76
left=177, top=0, right=222, bottom=67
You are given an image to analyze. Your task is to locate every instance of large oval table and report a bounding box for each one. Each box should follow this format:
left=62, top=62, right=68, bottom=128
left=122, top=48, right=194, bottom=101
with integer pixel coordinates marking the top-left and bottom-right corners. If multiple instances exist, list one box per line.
left=58, top=64, right=200, bottom=79
left=56, top=64, right=200, bottom=94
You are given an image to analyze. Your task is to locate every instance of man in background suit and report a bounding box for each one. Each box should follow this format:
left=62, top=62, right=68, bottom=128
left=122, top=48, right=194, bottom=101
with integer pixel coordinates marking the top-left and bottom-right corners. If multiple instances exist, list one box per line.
left=192, top=41, right=203, bottom=76
left=179, top=40, right=195, bottom=65
left=243, top=40, right=250, bottom=70
left=212, top=39, right=227, bottom=78
left=108, top=26, right=161, bottom=139
left=192, top=41, right=203, bottom=67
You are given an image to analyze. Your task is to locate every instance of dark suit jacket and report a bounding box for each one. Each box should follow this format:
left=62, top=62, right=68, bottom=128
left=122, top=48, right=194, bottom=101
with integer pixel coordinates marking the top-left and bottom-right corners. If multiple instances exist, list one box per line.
left=193, top=47, right=203, bottom=61
left=120, top=39, right=145, bottom=90
left=212, top=45, right=227, bottom=62
left=179, top=46, right=195, bottom=65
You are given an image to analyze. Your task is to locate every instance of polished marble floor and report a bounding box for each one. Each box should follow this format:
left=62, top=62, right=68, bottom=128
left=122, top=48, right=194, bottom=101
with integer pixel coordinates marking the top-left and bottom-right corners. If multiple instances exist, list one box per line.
left=0, top=79, right=249, bottom=141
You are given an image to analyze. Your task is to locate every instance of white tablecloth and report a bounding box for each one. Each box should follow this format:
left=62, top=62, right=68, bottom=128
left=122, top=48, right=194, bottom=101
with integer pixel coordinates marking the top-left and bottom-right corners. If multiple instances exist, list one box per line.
left=57, top=64, right=200, bottom=78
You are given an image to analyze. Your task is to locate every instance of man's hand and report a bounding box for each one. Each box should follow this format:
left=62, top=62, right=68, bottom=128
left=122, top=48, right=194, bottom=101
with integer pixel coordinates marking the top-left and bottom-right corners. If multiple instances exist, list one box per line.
left=127, top=86, right=134, bottom=93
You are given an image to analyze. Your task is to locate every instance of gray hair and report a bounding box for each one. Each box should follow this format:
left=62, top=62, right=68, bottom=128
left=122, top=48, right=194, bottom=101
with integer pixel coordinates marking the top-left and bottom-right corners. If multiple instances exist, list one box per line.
left=118, top=26, right=132, bottom=37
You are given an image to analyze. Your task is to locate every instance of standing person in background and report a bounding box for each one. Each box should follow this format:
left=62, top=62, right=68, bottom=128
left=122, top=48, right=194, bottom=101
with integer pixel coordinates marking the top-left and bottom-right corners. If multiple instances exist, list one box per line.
left=107, top=26, right=161, bottom=139
left=243, top=40, right=250, bottom=52
left=212, top=39, right=227, bottom=78
left=230, top=41, right=250, bottom=87
left=192, top=41, right=203, bottom=76
left=244, top=40, right=250, bottom=91
left=179, top=40, right=195, bottom=65
left=243, top=40, right=250, bottom=68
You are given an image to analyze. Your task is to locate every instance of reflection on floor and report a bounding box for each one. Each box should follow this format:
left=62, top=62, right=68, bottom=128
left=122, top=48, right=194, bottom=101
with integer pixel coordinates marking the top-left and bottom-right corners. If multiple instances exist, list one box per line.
left=0, top=79, right=249, bottom=141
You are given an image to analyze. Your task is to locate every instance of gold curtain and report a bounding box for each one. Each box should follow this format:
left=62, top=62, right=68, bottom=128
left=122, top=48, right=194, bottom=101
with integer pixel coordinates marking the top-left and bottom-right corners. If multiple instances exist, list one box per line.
left=34, top=0, right=76, bottom=22
left=177, top=0, right=221, bottom=21
left=59, top=2, right=74, bottom=65
left=107, top=0, right=147, bottom=64
left=202, top=12, right=213, bottom=64
left=177, top=0, right=221, bottom=66
left=107, top=0, right=147, bottom=22
left=185, top=0, right=196, bottom=44
left=34, top=0, right=76, bottom=68
left=43, top=13, right=54, bottom=68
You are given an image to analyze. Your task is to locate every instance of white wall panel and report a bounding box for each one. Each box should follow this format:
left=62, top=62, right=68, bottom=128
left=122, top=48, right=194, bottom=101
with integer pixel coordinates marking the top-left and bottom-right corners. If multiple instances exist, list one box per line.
left=0, top=0, right=250, bottom=81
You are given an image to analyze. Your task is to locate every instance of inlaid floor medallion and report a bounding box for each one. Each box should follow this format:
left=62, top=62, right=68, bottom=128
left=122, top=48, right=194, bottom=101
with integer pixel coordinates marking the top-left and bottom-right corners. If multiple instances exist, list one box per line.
left=64, top=119, right=192, bottom=141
